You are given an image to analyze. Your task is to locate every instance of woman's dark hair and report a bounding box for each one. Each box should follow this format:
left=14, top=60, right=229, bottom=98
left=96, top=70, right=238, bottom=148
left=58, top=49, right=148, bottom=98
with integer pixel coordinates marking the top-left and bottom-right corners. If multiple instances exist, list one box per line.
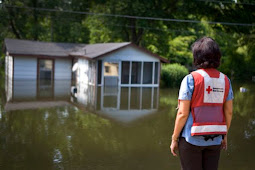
left=191, top=37, right=221, bottom=69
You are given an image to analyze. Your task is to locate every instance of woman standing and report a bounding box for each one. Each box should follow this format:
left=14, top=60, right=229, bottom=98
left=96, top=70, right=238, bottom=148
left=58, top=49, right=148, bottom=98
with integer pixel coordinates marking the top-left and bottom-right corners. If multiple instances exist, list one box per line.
left=170, top=37, right=233, bottom=170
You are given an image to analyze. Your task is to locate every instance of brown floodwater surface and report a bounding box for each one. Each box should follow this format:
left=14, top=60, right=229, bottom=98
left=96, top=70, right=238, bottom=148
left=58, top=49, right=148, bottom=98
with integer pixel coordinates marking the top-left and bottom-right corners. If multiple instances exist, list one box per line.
left=0, top=80, right=254, bottom=169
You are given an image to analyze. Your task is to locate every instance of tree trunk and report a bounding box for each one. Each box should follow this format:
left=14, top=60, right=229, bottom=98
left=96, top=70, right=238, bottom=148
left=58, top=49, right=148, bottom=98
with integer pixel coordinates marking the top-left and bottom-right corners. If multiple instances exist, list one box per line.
left=32, top=0, right=38, bottom=40
left=130, top=18, right=144, bottom=46
left=7, top=8, right=22, bottom=39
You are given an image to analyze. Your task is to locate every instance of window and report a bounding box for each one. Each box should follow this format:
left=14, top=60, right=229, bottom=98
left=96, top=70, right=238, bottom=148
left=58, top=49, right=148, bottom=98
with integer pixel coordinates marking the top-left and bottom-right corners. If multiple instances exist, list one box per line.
left=104, top=62, right=118, bottom=76
left=39, top=59, right=53, bottom=80
left=121, top=61, right=130, bottom=84
left=104, top=62, right=119, bottom=86
left=143, top=62, right=153, bottom=84
left=38, top=59, right=54, bottom=99
left=130, top=87, right=141, bottom=109
left=120, top=87, right=129, bottom=110
left=154, top=62, right=159, bottom=84
left=131, top=62, right=142, bottom=84
left=103, top=96, right=117, bottom=108
left=105, top=66, right=110, bottom=73
left=97, top=60, right=102, bottom=84
left=142, top=87, right=152, bottom=109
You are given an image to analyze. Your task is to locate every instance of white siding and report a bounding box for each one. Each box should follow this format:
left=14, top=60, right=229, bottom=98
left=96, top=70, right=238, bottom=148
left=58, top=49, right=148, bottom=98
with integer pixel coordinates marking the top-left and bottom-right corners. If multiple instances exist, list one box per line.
left=14, top=56, right=37, bottom=80
left=74, top=59, right=97, bottom=107
left=5, top=55, right=13, bottom=102
left=76, top=83, right=96, bottom=108
left=76, top=83, right=89, bottom=105
left=54, top=80, right=71, bottom=98
left=14, top=57, right=71, bottom=80
left=54, top=59, right=72, bottom=80
left=13, top=80, right=37, bottom=100
left=77, top=59, right=89, bottom=85
left=11, top=80, right=70, bottom=101
left=76, top=59, right=93, bottom=105
left=5, top=56, right=9, bottom=94
left=101, top=46, right=160, bottom=62
left=88, top=60, right=97, bottom=85
left=76, top=59, right=97, bottom=85
left=8, top=56, right=13, bottom=78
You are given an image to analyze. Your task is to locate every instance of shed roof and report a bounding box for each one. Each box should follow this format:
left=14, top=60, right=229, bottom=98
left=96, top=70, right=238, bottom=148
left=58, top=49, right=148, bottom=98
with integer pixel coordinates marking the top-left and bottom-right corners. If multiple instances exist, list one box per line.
left=4, top=38, right=84, bottom=57
left=4, top=38, right=169, bottom=62
left=69, top=42, right=131, bottom=58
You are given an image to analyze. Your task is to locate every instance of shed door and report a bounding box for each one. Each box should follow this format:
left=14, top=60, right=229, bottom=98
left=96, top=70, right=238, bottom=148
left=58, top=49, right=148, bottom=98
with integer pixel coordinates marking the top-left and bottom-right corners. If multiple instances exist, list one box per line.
left=39, top=59, right=53, bottom=80
left=38, top=59, right=54, bottom=98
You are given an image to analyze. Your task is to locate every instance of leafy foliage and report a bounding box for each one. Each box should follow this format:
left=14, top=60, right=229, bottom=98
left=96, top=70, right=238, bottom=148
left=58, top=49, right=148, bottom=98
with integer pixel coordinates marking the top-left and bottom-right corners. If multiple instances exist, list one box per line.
left=0, top=0, right=254, bottom=81
left=168, top=35, right=196, bottom=67
left=161, top=63, right=188, bottom=88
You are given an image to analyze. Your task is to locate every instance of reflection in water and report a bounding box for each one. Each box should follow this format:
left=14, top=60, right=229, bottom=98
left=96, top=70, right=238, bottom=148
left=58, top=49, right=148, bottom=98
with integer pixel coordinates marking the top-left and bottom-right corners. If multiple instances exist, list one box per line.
left=53, top=149, right=63, bottom=164
left=6, top=79, right=71, bottom=102
left=1, top=78, right=255, bottom=170
left=5, top=78, right=159, bottom=123
left=38, top=79, right=54, bottom=99
left=4, top=79, right=71, bottom=111
left=72, top=83, right=159, bottom=123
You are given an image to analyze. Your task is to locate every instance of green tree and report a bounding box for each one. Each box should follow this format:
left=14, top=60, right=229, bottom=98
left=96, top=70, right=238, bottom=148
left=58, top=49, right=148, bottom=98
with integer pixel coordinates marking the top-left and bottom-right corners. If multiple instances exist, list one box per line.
left=0, top=0, right=254, bottom=81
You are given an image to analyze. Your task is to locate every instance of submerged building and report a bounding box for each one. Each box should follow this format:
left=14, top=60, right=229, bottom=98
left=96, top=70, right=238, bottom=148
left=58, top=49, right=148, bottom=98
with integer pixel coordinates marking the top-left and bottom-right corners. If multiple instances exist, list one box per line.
left=3, top=38, right=167, bottom=123
left=4, top=38, right=168, bottom=94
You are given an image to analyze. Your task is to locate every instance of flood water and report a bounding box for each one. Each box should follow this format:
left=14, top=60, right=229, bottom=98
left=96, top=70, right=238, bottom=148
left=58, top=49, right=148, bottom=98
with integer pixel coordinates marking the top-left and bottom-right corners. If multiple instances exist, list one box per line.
left=0, top=79, right=255, bottom=170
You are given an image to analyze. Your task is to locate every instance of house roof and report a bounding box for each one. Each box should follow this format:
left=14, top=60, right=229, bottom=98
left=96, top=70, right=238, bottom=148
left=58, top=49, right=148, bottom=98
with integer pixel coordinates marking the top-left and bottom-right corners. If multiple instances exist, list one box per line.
left=4, top=38, right=85, bottom=57
left=69, top=42, right=131, bottom=58
left=4, top=38, right=169, bottom=62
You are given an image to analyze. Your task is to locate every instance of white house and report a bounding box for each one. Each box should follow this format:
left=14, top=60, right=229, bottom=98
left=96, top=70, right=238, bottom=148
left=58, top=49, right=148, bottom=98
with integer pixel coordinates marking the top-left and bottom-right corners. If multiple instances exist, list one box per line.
left=4, top=38, right=168, bottom=97
left=70, top=42, right=169, bottom=88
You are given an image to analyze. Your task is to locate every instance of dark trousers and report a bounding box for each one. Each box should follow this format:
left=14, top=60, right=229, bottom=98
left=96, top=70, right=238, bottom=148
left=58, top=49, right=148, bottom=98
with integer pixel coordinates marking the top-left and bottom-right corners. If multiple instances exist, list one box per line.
left=178, top=137, right=221, bottom=170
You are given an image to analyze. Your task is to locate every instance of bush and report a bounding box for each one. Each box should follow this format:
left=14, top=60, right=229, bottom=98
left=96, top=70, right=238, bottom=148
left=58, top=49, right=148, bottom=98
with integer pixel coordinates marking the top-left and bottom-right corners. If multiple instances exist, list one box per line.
left=161, top=63, right=188, bottom=88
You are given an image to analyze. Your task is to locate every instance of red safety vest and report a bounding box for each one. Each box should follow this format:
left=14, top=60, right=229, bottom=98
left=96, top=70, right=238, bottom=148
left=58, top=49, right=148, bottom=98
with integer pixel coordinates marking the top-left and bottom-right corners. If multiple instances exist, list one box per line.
left=190, top=69, right=230, bottom=136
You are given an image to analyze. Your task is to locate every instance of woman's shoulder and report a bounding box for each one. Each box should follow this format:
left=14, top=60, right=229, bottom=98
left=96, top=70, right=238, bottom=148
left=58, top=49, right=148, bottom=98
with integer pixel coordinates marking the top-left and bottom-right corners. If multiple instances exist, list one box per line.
left=179, top=74, right=195, bottom=100
left=181, top=74, right=194, bottom=87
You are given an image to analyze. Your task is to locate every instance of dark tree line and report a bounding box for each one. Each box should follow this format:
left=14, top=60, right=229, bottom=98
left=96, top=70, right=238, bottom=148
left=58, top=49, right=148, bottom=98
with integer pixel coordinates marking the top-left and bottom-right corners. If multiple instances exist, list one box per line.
left=0, top=0, right=254, bottom=80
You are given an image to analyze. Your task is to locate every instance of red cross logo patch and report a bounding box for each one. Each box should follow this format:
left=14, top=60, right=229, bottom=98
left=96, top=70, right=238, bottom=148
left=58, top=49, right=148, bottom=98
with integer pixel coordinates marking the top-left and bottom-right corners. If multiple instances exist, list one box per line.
left=206, top=86, right=212, bottom=94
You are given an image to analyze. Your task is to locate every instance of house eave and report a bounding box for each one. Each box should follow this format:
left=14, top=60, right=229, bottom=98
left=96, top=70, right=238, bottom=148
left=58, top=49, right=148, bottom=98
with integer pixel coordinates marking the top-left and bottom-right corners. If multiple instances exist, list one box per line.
left=9, top=53, right=70, bottom=59
left=93, top=43, right=132, bottom=60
